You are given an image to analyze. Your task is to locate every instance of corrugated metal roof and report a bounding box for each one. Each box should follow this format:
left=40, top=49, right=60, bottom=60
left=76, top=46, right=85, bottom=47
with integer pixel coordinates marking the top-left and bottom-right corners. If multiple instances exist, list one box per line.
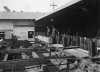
left=0, top=12, right=45, bottom=19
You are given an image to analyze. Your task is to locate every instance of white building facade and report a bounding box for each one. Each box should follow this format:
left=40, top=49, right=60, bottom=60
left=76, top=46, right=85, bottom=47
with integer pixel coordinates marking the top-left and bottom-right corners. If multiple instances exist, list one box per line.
left=0, top=19, right=35, bottom=41
left=0, top=12, right=39, bottom=41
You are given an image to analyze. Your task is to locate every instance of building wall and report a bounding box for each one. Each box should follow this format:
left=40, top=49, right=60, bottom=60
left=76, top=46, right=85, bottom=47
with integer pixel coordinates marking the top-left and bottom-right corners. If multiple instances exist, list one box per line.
left=0, top=20, right=35, bottom=40
left=13, top=21, right=33, bottom=26
left=13, top=27, right=34, bottom=40
left=13, top=21, right=35, bottom=40
left=0, top=22, right=13, bottom=30
left=5, top=30, right=13, bottom=39
left=0, top=22, right=13, bottom=39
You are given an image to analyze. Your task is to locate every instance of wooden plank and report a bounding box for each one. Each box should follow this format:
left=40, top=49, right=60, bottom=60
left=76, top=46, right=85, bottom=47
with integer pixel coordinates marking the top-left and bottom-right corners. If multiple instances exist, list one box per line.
left=5, top=48, right=49, bottom=53
left=0, top=58, right=47, bottom=69
left=64, top=48, right=89, bottom=58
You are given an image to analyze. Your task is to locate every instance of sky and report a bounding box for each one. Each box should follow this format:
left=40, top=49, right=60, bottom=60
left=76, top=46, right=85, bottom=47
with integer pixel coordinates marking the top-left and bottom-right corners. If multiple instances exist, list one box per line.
left=0, top=0, right=73, bottom=12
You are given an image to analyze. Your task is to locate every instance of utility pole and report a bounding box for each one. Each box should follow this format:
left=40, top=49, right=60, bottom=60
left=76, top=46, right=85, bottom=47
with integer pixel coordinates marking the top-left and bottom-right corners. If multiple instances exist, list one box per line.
left=50, top=0, right=57, bottom=10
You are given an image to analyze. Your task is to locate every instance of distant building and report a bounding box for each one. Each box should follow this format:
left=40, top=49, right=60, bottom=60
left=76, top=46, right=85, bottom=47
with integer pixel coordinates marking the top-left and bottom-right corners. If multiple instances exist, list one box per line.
left=0, top=12, right=45, bottom=41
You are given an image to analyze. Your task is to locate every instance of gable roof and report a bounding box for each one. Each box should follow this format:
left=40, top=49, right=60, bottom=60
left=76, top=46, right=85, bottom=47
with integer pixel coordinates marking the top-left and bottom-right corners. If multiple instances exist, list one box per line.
left=0, top=12, right=45, bottom=19
left=36, top=0, right=81, bottom=21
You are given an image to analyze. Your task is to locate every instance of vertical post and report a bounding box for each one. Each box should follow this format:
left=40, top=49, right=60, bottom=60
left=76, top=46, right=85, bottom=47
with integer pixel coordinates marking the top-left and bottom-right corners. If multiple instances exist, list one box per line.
left=66, top=59, right=70, bottom=72
left=89, top=39, right=97, bottom=57
left=62, top=33, right=65, bottom=47
left=12, top=64, right=14, bottom=72
left=83, top=37, right=85, bottom=49
left=47, top=26, right=50, bottom=36
left=57, top=32, right=59, bottom=44
left=3, top=53, right=8, bottom=61
left=49, top=47, right=52, bottom=57
left=80, top=37, right=81, bottom=49
left=71, top=35, right=73, bottom=46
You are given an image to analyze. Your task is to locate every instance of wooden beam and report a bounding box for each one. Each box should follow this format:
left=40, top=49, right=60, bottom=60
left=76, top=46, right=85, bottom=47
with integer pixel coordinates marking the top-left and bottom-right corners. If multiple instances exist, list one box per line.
left=5, top=48, right=49, bottom=53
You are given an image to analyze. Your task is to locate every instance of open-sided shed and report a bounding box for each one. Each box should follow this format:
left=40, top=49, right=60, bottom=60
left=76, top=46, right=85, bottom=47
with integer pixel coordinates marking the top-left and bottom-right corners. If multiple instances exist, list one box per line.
left=36, top=0, right=98, bottom=38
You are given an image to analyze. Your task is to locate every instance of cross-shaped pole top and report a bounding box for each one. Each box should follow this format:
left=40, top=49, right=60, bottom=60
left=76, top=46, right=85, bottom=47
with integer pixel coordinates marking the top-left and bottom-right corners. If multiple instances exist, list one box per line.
left=50, top=0, right=57, bottom=10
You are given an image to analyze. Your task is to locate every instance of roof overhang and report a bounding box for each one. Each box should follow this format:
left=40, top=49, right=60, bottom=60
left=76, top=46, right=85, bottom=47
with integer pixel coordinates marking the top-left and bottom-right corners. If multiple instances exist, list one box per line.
left=36, top=0, right=98, bottom=38
left=36, top=0, right=81, bottom=21
left=0, top=19, right=35, bottom=21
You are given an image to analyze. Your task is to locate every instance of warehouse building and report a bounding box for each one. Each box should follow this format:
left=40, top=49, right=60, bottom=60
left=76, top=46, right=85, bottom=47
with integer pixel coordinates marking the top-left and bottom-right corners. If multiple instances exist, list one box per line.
left=0, top=12, right=44, bottom=41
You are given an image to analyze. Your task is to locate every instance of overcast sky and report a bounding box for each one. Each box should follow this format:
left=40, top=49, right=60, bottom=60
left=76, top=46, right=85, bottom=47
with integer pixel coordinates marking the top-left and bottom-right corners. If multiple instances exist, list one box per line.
left=0, top=0, right=73, bottom=12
